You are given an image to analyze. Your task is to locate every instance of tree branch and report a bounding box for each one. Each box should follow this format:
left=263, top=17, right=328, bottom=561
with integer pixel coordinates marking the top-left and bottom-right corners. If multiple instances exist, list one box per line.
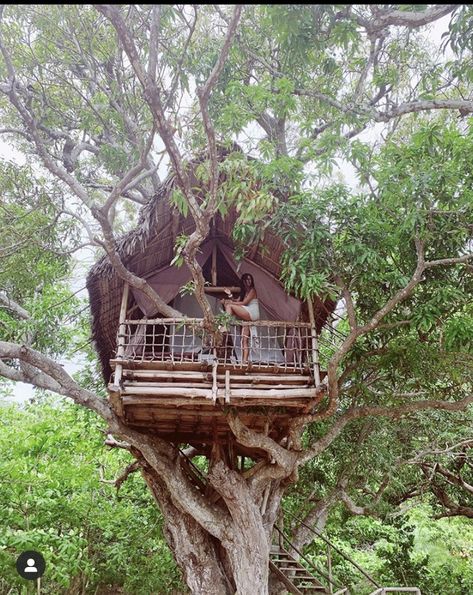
left=0, top=341, right=114, bottom=420
left=227, top=411, right=298, bottom=475
left=299, top=392, right=473, bottom=465
left=0, top=291, right=30, bottom=320
left=364, top=5, right=460, bottom=34
left=375, top=99, right=473, bottom=122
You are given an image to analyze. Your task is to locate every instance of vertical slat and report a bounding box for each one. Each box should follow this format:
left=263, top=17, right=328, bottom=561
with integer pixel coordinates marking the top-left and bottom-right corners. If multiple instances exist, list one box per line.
left=212, top=357, right=218, bottom=402
left=307, top=299, right=321, bottom=386
left=225, top=369, right=231, bottom=403
left=114, top=282, right=129, bottom=387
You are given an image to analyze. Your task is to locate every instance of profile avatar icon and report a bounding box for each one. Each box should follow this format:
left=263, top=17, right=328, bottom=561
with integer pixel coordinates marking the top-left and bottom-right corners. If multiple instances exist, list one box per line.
left=15, top=550, right=46, bottom=580
left=24, top=558, right=38, bottom=573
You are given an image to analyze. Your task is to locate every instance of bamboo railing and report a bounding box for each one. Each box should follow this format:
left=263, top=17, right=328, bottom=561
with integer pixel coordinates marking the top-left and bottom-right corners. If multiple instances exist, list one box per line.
left=115, top=317, right=321, bottom=377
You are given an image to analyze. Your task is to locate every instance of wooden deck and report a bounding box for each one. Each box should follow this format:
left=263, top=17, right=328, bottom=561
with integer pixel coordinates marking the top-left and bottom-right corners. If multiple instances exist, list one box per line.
left=108, top=359, right=325, bottom=447
left=108, top=308, right=326, bottom=448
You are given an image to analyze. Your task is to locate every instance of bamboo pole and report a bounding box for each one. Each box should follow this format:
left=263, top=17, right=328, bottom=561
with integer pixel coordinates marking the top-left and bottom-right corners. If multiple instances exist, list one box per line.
left=124, top=317, right=312, bottom=328
left=113, top=282, right=129, bottom=389
left=122, top=380, right=309, bottom=390
left=211, top=244, right=217, bottom=286
left=204, top=286, right=240, bottom=294
left=225, top=369, right=231, bottom=403
left=121, top=386, right=318, bottom=398
left=307, top=298, right=321, bottom=387
left=122, top=369, right=311, bottom=382
left=327, top=544, right=333, bottom=595
left=212, top=358, right=218, bottom=402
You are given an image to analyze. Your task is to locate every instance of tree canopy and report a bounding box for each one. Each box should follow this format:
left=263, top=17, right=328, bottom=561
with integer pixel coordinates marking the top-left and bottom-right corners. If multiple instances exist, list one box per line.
left=0, top=5, right=472, bottom=594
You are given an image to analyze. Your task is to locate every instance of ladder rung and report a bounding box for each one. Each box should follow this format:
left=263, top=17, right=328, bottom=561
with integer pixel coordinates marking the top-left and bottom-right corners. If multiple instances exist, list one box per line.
left=278, top=567, right=314, bottom=575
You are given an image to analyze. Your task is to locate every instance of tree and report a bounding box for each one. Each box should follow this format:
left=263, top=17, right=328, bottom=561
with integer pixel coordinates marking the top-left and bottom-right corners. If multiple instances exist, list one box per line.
left=0, top=5, right=472, bottom=593
left=0, top=397, right=184, bottom=594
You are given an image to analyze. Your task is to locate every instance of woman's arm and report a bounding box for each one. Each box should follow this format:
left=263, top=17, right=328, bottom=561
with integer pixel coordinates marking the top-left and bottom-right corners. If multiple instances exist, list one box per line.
left=238, top=288, right=256, bottom=306
left=223, top=288, right=241, bottom=305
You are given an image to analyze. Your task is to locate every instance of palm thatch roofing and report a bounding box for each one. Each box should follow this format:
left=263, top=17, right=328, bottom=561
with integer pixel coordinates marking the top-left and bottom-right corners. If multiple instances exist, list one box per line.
left=87, top=147, right=336, bottom=382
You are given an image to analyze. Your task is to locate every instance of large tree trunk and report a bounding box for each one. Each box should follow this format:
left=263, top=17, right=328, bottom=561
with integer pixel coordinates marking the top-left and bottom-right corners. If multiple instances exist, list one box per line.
left=142, top=467, right=233, bottom=594
left=137, top=447, right=288, bottom=595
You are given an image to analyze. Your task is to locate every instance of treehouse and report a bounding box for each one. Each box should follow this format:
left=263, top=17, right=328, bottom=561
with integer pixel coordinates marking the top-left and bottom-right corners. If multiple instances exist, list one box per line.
left=87, top=153, right=335, bottom=455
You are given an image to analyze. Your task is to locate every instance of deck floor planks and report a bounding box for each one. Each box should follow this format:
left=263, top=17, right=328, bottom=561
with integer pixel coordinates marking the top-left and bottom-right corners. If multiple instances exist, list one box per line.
left=109, top=361, right=324, bottom=446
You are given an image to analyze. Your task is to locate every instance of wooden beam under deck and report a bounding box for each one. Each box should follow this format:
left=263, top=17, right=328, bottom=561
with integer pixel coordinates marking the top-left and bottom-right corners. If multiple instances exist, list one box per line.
left=108, top=360, right=325, bottom=447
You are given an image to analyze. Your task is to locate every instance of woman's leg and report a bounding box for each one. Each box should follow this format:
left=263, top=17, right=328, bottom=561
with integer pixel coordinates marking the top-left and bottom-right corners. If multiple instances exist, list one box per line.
left=241, top=326, right=250, bottom=364
left=224, top=304, right=252, bottom=363
left=224, top=303, right=252, bottom=321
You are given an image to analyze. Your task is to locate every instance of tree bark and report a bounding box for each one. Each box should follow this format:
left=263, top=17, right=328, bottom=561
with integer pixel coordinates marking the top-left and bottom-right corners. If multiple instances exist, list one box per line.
left=137, top=450, right=287, bottom=595
left=142, top=466, right=233, bottom=594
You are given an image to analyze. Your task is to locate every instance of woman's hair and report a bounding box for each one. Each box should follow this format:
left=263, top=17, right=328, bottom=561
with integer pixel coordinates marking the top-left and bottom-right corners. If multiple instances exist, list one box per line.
left=239, top=273, right=255, bottom=300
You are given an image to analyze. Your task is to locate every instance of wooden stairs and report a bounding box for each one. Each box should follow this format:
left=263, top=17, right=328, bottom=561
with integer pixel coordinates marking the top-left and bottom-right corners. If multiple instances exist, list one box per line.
left=176, top=450, right=422, bottom=595
left=270, top=545, right=329, bottom=594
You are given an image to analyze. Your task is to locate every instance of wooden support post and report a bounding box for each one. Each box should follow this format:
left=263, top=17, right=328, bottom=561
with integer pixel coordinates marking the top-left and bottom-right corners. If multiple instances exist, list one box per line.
left=211, top=243, right=217, bottom=286
left=327, top=544, right=333, bottom=595
left=228, top=437, right=238, bottom=470
left=307, top=298, right=321, bottom=387
left=225, top=369, right=231, bottom=403
left=113, top=282, right=129, bottom=389
left=211, top=357, right=218, bottom=402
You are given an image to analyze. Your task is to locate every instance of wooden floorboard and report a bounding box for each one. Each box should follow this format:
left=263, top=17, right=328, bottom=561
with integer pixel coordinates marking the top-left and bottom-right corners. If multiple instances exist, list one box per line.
left=110, top=360, right=325, bottom=446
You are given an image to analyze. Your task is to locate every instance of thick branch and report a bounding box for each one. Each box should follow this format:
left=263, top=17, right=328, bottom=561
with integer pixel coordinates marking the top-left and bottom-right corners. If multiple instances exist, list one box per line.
left=376, top=99, right=473, bottom=122
left=126, top=435, right=229, bottom=539
left=364, top=5, right=459, bottom=34
left=299, top=394, right=473, bottom=465
left=141, top=463, right=232, bottom=594
left=227, top=412, right=298, bottom=474
left=0, top=341, right=114, bottom=420
left=0, top=291, right=30, bottom=320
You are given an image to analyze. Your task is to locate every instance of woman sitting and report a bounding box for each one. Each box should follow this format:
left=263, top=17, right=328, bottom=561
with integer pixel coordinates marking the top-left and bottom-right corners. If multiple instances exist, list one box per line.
left=221, top=273, right=260, bottom=364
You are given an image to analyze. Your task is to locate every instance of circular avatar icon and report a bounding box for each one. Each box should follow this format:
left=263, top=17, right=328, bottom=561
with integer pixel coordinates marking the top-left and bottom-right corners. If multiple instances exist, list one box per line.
left=15, top=550, right=46, bottom=580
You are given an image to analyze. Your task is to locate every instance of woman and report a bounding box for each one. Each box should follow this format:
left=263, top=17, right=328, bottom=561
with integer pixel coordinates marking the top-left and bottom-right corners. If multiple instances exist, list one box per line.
left=221, top=273, right=260, bottom=363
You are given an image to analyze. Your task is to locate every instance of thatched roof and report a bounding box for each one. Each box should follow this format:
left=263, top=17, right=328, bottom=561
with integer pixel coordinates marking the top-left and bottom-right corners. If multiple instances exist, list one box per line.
left=87, top=149, right=336, bottom=382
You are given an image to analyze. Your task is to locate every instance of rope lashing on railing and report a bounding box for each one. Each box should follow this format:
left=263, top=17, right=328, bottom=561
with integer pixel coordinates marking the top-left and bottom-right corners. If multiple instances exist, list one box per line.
left=115, top=317, right=328, bottom=374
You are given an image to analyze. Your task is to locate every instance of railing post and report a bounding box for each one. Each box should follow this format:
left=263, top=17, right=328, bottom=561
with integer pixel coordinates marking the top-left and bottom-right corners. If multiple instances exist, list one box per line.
left=212, top=357, right=218, bottom=402
left=307, top=299, right=321, bottom=386
left=211, top=244, right=217, bottom=286
left=114, top=282, right=129, bottom=388
left=327, top=543, right=333, bottom=594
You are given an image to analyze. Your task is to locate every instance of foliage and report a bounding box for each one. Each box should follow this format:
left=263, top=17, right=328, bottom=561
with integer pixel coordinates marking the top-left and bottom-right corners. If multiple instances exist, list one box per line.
left=0, top=398, right=184, bottom=594
left=0, top=4, right=473, bottom=593
left=0, top=162, right=81, bottom=356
